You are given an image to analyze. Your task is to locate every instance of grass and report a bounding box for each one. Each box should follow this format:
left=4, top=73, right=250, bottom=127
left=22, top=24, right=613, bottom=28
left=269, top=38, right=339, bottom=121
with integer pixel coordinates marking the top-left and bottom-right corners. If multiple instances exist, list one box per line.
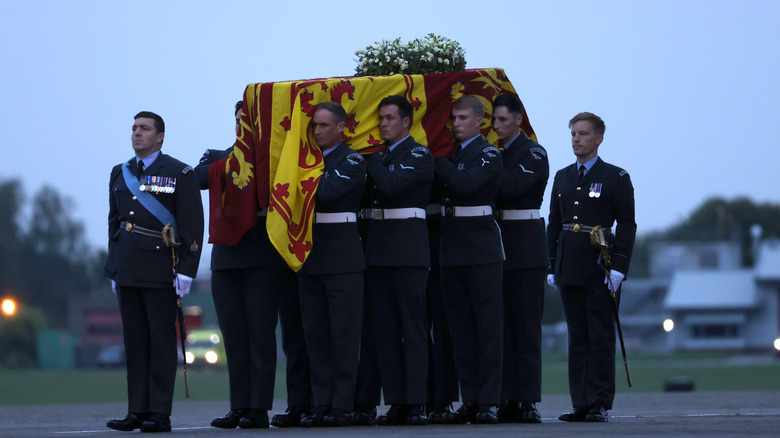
left=1, top=353, right=778, bottom=406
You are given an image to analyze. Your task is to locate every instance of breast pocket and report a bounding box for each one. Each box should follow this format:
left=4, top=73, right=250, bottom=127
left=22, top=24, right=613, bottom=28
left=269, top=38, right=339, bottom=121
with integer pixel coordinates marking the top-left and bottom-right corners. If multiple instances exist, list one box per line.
left=113, top=185, right=130, bottom=212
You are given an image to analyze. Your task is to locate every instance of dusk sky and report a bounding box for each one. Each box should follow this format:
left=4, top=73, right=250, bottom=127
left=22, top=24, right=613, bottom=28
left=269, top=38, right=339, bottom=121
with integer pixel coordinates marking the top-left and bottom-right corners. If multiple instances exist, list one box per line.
left=2, top=1, right=778, bottom=272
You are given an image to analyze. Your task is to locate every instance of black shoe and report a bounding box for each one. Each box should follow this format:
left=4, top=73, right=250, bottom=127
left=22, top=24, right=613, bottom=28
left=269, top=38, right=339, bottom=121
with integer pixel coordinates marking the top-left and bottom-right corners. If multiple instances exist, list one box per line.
left=443, top=402, right=479, bottom=424
left=558, top=406, right=589, bottom=422
left=474, top=404, right=498, bottom=424
left=300, top=406, right=330, bottom=427
left=376, top=404, right=408, bottom=426
left=140, top=414, right=171, bottom=433
left=519, top=402, right=542, bottom=423
left=271, top=405, right=308, bottom=428
left=107, top=413, right=148, bottom=431
left=406, top=404, right=428, bottom=425
left=211, top=409, right=248, bottom=429
left=585, top=405, right=609, bottom=422
left=238, top=409, right=269, bottom=429
left=352, top=404, right=377, bottom=426
left=427, top=403, right=452, bottom=424
left=497, top=400, right=521, bottom=423
left=323, top=408, right=352, bottom=427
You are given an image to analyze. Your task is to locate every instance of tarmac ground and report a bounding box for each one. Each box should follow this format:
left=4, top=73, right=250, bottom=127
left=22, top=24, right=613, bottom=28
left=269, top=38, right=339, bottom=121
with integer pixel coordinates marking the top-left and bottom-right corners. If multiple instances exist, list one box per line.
left=2, top=390, right=779, bottom=437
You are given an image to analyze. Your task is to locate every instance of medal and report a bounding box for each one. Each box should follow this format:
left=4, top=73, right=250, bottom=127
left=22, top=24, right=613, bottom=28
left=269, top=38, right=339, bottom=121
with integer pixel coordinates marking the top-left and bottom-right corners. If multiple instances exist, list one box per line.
left=589, top=183, right=602, bottom=198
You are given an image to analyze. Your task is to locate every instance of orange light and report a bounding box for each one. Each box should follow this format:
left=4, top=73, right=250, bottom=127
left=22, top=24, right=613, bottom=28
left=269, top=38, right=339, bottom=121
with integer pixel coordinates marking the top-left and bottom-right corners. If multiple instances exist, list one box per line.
left=2, top=298, right=17, bottom=317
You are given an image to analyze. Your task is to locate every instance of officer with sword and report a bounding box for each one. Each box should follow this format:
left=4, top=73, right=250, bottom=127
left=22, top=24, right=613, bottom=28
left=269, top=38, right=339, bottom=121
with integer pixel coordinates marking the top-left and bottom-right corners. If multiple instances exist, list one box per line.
left=547, top=112, right=636, bottom=423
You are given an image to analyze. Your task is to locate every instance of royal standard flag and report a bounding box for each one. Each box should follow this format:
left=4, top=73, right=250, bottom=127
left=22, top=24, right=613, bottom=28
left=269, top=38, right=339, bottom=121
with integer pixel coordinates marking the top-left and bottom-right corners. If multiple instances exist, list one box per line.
left=208, top=68, right=536, bottom=271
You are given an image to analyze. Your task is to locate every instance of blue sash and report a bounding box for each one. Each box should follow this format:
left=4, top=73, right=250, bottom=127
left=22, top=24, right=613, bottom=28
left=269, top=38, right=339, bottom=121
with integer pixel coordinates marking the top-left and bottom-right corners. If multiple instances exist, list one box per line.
left=121, top=159, right=177, bottom=237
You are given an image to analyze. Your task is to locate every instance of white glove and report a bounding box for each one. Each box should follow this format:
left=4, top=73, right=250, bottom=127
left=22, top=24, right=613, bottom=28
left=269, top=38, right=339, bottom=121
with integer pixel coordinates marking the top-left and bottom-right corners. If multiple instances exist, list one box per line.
left=111, top=280, right=117, bottom=295
left=175, top=273, right=193, bottom=297
left=547, top=274, right=557, bottom=289
left=605, top=270, right=625, bottom=293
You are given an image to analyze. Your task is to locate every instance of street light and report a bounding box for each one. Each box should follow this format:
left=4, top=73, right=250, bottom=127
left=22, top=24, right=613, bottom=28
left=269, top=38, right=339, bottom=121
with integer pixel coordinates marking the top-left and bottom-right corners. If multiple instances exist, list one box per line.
left=2, top=298, right=17, bottom=317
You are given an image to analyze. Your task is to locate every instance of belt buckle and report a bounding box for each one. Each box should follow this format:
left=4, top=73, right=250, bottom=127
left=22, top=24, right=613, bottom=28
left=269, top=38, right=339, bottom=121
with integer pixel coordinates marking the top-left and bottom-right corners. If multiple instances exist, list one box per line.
left=573, top=223, right=581, bottom=232
left=445, top=206, right=454, bottom=217
left=124, top=222, right=134, bottom=232
left=373, top=208, right=384, bottom=220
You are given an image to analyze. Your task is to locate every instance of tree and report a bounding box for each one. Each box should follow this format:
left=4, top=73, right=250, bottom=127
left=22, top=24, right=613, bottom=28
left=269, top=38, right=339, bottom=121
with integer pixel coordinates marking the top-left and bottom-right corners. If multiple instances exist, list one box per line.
left=664, top=196, right=780, bottom=266
left=0, top=180, right=25, bottom=297
left=0, top=179, right=105, bottom=328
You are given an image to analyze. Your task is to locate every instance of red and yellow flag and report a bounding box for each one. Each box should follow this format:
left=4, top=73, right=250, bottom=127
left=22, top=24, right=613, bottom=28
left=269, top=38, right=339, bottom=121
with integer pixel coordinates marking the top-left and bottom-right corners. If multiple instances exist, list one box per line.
left=208, top=68, right=535, bottom=271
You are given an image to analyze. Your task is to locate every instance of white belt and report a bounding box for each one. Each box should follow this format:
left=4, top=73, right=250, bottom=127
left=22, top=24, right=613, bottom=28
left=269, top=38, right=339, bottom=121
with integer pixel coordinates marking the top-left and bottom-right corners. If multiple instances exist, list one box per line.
left=499, top=209, right=541, bottom=220
left=362, top=207, right=426, bottom=220
left=257, top=206, right=269, bottom=217
left=441, top=205, right=493, bottom=217
left=315, top=212, right=357, bottom=223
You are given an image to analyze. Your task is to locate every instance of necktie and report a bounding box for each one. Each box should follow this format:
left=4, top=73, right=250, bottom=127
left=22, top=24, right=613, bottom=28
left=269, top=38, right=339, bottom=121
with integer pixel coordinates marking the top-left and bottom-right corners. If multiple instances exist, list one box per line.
left=138, top=160, right=145, bottom=180
left=578, top=165, right=585, bottom=183
left=455, top=144, right=463, bottom=156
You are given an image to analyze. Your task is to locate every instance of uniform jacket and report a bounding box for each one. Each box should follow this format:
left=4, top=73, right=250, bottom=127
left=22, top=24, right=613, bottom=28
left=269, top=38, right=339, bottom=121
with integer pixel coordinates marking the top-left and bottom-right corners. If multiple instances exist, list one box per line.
left=547, top=157, right=636, bottom=286
left=496, top=133, right=549, bottom=270
left=195, top=147, right=286, bottom=270
left=104, top=153, right=204, bottom=287
left=364, top=136, right=434, bottom=268
left=435, top=136, right=504, bottom=267
left=301, top=142, right=367, bottom=275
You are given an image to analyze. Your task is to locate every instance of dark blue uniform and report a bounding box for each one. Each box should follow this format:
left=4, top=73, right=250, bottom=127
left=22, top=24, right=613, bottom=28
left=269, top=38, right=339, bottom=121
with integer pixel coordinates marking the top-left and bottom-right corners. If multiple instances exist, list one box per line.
left=195, top=148, right=311, bottom=416
left=547, top=157, right=636, bottom=411
left=299, top=142, right=366, bottom=412
left=364, top=136, right=433, bottom=406
left=104, top=154, right=203, bottom=417
left=495, top=133, right=549, bottom=406
left=434, top=136, right=504, bottom=407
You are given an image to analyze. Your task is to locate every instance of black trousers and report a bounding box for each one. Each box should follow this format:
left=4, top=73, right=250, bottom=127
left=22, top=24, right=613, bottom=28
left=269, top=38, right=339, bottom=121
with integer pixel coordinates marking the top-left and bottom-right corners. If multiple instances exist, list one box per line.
left=299, top=272, right=363, bottom=411
left=559, top=283, right=616, bottom=410
left=426, top=255, right=459, bottom=406
left=355, top=276, right=381, bottom=408
left=212, top=267, right=284, bottom=410
left=367, top=267, right=429, bottom=405
left=277, top=268, right=312, bottom=411
left=441, top=263, right=503, bottom=405
left=117, top=285, right=178, bottom=416
left=501, top=267, right=545, bottom=403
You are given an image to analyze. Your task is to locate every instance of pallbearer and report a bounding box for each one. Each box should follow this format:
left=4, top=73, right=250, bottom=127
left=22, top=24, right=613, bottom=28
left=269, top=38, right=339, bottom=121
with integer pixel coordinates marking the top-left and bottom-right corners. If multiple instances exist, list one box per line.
left=492, top=94, right=549, bottom=423
left=363, top=95, right=434, bottom=426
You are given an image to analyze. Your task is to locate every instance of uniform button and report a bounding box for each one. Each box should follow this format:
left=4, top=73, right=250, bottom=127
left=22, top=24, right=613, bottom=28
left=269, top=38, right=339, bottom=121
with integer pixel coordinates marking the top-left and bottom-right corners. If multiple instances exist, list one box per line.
left=577, top=187, right=582, bottom=191
left=132, top=196, right=137, bottom=200
left=155, top=245, right=160, bottom=250
left=129, top=211, right=135, bottom=216
left=573, top=216, right=578, bottom=220
left=373, top=200, right=379, bottom=205
left=574, top=201, right=579, bottom=205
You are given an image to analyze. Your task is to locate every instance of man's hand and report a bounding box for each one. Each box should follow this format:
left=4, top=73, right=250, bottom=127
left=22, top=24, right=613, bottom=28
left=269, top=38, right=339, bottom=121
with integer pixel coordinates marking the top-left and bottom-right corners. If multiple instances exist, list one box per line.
left=111, top=280, right=117, bottom=295
left=547, top=274, right=557, bottom=289
left=175, top=274, right=193, bottom=297
left=605, top=270, right=625, bottom=293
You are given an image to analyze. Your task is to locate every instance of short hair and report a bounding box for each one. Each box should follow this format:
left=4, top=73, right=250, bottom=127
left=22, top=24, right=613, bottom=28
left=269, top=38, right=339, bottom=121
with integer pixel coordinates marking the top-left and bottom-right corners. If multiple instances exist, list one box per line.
left=452, top=95, right=485, bottom=119
left=378, top=95, right=413, bottom=122
left=234, top=100, right=243, bottom=116
left=314, top=101, right=347, bottom=124
left=493, top=94, right=523, bottom=116
left=569, top=112, right=605, bottom=135
left=134, top=111, right=164, bottom=133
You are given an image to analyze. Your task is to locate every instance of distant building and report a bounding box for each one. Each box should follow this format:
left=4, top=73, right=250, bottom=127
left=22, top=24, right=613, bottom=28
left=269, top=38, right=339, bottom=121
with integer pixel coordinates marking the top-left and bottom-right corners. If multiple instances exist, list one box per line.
left=545, top=239, right=780, bottom=354
left=660, top=239, right=780, bottom=352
